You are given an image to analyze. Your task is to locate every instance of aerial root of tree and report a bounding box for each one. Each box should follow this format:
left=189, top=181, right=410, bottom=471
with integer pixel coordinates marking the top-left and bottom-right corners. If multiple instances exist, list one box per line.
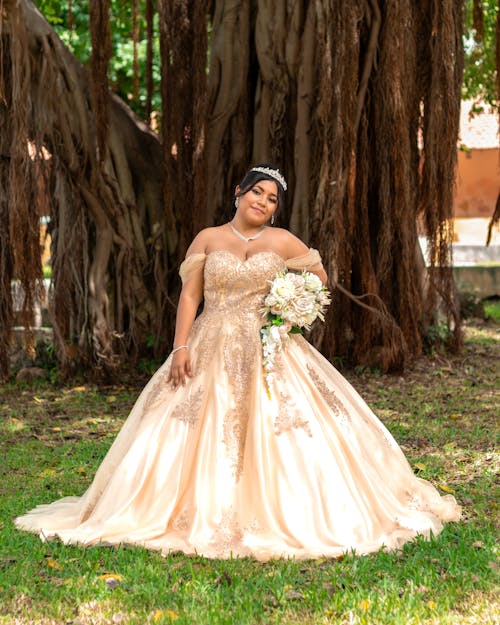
left=310, top=0, right=464, bottom=369
left=0, top=0, right=466, bottom=379
left=0, top=0, right=170, bottom=381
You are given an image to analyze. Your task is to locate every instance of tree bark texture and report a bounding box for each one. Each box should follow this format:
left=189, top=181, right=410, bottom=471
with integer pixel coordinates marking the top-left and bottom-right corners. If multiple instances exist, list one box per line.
left=0, top=0, right=169, bottom=380
left=0, top=0, right=465, bottom=380
left=203, top=0, right=464, bottom=369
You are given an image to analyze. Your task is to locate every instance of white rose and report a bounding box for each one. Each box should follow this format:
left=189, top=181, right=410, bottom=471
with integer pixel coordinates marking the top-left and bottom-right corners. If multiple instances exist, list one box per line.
left=265, top=294, right=278, bottom=308
left=304, top=272, right=322, bottom=292
left=291, top=295, right=314, bottom=316
left=271, top=277, right=296, bottom=301
left=287, top=273, right=305, bottom=288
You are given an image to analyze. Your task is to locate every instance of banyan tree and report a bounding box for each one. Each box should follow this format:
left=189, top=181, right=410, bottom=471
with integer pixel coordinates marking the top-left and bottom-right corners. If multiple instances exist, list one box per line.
left=0, top=0, right=469, bottom=381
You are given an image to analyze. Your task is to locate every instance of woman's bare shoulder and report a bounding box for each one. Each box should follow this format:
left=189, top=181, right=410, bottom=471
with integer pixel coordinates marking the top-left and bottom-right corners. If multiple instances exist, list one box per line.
left=186, top=226, right=226, bottom=255
left=269, top=227, right=309, bottom=258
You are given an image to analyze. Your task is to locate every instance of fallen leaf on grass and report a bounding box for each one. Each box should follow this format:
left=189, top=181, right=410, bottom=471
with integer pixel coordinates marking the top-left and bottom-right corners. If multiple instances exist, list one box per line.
left=472, top=540, right=484, bottom=548
left=150, top=609, right=179, bottom=622
left=39, top=468, right=56, bottom=478
left=52, top=577, right=73, bottom=587
left=97, top=573, right=123, bottom=581
left=427, top=600, right=437, bottom=610
left=97, top=573, right=123, bottom=589
left=359, top=599, right=371, bottom=611
left=414, top=463, right=427, bottom=471
left=438, top=484, right=455, bottom=494
left=46, top=558, right=62, bottom=570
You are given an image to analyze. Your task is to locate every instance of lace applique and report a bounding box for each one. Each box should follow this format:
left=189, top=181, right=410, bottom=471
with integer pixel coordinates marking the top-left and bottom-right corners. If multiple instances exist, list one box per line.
left=222, top=407, right=247, bottom=480
left=308, top=366, right=395, bottom=447
left=209, top=510, right=244, bottom=558
left=141, top=367, right=171, bottom=413
left=406, top=491, right=432, bottom=512
left=208, top=509, right=263, bottom=558
left=171, top=507, right=191, bottom=531
left=170, top=386, right=204, bottom=427
left=191, top=315, right=220, bottom=376
left=203, top=250, right=285, bottom=316
left=222, top=328, right=259, bottom=481
left=275, top=391, right=312, bottom=437
left=306, top=364, right=349, bottom=426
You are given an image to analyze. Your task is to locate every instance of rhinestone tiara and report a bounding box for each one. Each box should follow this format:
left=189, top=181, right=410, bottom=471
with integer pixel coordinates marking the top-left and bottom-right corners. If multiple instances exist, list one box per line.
left=250, top=166, right=287, bottom=191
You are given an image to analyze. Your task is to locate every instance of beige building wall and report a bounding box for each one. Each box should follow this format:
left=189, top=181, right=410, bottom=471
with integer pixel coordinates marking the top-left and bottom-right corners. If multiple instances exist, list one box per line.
left=454, top=148, right=499, bottom=218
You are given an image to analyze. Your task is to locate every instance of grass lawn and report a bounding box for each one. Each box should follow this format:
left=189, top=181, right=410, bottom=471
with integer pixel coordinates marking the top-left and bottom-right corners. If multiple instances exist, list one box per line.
left=0, top=318, right=498, bottom=624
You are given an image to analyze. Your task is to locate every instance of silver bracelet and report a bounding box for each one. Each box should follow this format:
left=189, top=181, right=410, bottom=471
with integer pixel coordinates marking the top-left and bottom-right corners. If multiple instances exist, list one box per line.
left=171, top=344, right=189, bottom=355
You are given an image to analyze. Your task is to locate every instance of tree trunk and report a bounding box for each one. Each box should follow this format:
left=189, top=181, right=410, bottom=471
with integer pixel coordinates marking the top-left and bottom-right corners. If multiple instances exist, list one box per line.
left=203, top=0, right=464, bottom=370
left=0, top=0, right=465, bottom=380
left=0, top=0, right=174, bottom=380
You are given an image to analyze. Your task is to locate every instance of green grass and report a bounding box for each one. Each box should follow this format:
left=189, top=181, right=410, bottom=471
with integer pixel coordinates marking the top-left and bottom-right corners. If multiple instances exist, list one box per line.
left=0, top=320, right=498, bottom=624
left=484, top=299, right=500, bottom=322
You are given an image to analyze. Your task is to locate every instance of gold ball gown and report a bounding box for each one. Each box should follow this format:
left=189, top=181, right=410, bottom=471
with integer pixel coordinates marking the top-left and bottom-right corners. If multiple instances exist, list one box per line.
left=15, top=249, right=461, bottom=560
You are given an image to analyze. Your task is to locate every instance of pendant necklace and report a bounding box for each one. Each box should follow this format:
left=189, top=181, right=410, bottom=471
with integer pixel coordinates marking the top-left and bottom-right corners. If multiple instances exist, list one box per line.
left=229, top=222, right=266, bottom=243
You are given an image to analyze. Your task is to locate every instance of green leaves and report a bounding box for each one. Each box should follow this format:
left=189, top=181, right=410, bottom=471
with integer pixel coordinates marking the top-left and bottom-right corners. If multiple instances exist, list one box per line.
left=34, top=0, right=162, bottom=119
left=463, top=0, right=499, bottom=110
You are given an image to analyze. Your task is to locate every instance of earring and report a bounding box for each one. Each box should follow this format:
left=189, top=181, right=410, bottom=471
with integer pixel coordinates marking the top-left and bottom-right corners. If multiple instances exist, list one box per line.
left=271, top=214, right=275, bottom=225
left=234, top=197, right=239, bottom=209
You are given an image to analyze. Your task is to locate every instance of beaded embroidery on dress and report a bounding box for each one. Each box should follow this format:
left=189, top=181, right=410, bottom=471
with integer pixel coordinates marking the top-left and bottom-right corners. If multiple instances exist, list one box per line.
left=15, top=249, right=461, bottom=560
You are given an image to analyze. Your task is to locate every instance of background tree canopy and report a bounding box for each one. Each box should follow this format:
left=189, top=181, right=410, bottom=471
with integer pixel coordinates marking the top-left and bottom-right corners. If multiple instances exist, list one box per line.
left=36, top=0, right=499, bottom=118
left=35, top=0, right=163, bottom=121
left=462, top=0, right=499, bottom=112
left=0, top=0, right=498, bottom=381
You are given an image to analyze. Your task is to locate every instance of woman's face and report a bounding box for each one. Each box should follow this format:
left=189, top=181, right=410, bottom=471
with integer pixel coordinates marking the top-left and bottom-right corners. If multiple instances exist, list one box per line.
left=235, top=179, right=278, bottom=225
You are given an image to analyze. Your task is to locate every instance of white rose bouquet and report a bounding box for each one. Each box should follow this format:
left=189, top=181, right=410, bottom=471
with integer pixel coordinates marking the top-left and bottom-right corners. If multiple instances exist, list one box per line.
left=260, top=270, right=331, bottom=392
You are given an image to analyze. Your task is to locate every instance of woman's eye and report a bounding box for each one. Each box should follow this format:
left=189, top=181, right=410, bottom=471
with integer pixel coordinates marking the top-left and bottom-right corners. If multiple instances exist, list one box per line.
left=252, top=188, right=261, bottom=195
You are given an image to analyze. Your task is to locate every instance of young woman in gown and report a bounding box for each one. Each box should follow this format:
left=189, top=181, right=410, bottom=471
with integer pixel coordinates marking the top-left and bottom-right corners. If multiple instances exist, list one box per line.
left=15, top=165, right=461, bottom=560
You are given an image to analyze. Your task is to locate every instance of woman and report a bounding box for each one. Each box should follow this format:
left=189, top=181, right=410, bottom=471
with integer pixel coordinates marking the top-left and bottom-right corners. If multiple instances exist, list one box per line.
left=16, top=164, right=460, bottom=560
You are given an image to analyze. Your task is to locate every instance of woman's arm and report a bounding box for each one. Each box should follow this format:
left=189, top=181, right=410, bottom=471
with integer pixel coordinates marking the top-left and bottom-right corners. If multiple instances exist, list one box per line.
left=167, top=231, right=208, bottom=388
left=172, top=273, right=204, bottom=349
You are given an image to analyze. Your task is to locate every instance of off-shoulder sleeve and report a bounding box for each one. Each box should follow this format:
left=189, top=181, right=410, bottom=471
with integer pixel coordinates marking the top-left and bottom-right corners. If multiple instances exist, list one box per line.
left=285, top=248, right=323, bottom=272
left=179, top=253, right=207, bottom=285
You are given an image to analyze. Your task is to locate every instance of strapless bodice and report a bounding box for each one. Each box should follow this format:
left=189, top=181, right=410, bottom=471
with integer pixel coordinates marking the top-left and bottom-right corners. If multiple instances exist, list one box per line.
left=202, top=250, right=286, bottom=316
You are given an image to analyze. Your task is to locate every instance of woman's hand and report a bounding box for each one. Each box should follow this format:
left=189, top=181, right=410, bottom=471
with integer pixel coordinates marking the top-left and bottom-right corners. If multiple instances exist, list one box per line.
left=167, top=349, right=193, bottom=388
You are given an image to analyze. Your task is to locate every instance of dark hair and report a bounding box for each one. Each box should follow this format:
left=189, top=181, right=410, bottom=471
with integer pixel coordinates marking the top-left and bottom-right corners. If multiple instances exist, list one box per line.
left=235, top=163, right=287, bottom=213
